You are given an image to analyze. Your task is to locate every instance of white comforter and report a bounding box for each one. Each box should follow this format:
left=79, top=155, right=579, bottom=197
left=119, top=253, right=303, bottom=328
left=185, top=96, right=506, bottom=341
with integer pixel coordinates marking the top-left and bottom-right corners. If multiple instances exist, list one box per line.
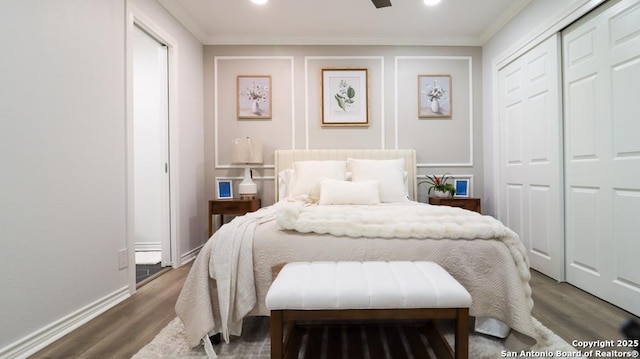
left=176, top=201, right=537, bottom=350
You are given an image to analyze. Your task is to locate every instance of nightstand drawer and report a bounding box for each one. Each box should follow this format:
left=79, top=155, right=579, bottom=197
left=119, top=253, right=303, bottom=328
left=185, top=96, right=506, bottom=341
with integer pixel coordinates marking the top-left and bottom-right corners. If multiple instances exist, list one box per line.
left=208, top=198, right=261, bottom=236
left=211, top=199, right=260, bottom=214
left=428, top=197, right=481, bottom=214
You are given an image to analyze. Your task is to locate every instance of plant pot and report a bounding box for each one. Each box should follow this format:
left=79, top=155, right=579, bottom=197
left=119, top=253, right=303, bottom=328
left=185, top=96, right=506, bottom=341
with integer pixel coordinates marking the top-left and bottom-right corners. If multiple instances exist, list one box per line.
left=430, top=190, right=451, bottom=198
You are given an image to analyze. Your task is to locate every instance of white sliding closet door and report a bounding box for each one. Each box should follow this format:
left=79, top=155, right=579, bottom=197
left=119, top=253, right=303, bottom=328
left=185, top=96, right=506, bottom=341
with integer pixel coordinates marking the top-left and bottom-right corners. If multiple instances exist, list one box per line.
left=498, top=35, right=565, bottom=280
left=563, top=0, right=640, bottom=316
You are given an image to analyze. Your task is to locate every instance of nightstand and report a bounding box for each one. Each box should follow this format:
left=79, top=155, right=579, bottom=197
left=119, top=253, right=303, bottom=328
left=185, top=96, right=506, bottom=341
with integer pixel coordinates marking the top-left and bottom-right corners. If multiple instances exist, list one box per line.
left=208, top=198, right=261, bottom=237
left=428, top=197, right=481, bottom=214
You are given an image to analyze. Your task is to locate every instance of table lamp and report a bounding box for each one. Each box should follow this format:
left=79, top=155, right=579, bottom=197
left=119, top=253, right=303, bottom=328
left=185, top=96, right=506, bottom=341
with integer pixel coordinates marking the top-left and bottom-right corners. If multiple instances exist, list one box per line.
left=232, top=137, right=263, bottom=199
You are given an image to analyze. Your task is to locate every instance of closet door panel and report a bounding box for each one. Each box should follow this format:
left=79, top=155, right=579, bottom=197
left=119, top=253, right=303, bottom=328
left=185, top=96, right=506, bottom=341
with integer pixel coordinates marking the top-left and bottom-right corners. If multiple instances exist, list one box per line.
left=529, top=185, right=552, bottom=259
left=612, top=60, right=640, bottom=156
left=506, top=184, right=525, bottom=248
left=566, top=186, right=601, bottom=291
left=498, top=34, right=564, bottom=280
left=563, top=0, right=640, bottom=316
left=505, top=103, right=524, bottom=164
left=613, top=191, right=640, bottom=285
left=528, top=92, right=550, bottom=162
left=566, top=76, right=598, bottom=160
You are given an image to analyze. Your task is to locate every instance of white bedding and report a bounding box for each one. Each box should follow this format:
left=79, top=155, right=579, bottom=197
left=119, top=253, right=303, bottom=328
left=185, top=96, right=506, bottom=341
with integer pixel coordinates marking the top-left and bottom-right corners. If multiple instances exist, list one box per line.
left=176, top=201, right=538, bottom=351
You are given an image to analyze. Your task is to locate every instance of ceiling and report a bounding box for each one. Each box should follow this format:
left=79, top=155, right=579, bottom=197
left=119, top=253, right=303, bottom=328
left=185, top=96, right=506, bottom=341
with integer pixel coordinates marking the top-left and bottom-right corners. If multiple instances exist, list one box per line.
left=157, top=0, right=532, bottom=46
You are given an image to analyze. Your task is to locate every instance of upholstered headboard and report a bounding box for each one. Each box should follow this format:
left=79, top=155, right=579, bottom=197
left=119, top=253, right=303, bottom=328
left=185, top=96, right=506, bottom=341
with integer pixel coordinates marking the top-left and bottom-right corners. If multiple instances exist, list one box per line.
left=274, top=149, right=417, bottom=201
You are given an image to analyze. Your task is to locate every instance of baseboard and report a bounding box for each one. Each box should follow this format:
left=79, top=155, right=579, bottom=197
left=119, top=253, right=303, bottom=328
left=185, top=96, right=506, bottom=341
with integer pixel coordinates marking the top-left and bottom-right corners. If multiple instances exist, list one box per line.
left=0, top=286, right=130, bottom=359
left=135, top=242, right=161, bottom=252
left=179, top=244, right=203, bottom=266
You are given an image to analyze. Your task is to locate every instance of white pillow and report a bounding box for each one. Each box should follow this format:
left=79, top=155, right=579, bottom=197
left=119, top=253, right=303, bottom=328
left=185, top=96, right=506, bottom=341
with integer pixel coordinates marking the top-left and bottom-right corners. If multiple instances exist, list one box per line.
left=277, top=169, right=295, bottom=201
left=318, top=179, right=380, bottom=205
left=347, top=158, right=409, bottom=203
left=288, top=160, right=347, bottom=202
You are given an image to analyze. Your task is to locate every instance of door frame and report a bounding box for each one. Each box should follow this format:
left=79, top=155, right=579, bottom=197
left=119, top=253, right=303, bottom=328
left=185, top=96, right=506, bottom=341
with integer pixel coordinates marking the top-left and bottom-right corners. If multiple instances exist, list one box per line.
left=126, top=4, right=180, bottom=292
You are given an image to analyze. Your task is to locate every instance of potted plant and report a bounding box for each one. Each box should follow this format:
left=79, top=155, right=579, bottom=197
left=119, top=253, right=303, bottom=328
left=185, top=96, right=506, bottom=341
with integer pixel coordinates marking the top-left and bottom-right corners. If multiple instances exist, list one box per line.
left=419, top=173, right=456, bottom=198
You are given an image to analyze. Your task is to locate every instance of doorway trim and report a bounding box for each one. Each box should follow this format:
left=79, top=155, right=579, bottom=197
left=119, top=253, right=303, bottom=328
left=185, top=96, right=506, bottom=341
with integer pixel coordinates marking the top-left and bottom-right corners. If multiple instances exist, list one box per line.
left=126, top=4, right=180, bottom=293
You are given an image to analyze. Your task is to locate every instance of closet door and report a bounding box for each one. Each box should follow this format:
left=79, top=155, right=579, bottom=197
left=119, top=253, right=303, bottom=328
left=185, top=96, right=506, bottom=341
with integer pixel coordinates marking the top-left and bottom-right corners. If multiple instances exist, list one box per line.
left=563, top=0, right=640, bottom=316
left=498, top=35, right=565, bottom=280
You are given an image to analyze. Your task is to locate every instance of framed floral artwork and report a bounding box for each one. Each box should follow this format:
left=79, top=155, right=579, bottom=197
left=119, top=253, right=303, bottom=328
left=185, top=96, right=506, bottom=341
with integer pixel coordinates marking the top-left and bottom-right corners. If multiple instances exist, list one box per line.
left=321, top=68, right=369, bottom=127
left=418, top=74, right=452, bottom=118
left=237, top=75, right=272, bottom=119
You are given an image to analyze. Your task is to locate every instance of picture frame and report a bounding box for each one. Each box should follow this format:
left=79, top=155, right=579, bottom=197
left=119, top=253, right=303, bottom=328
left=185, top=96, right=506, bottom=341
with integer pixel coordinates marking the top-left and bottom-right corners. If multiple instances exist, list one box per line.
left=321, top=68, right=369, bottom=127
left=418, top=74, right=452, bottom=118
left=454, top=179, right=470, bottom=198
left=237, top=75, right=272, bottom=119
left=216, top=179, right=233, bottom=199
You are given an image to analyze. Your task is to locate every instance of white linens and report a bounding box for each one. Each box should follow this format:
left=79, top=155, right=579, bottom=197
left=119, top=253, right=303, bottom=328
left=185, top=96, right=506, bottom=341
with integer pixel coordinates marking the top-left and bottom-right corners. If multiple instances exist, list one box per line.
left=176, top=201, right=538, bottom=351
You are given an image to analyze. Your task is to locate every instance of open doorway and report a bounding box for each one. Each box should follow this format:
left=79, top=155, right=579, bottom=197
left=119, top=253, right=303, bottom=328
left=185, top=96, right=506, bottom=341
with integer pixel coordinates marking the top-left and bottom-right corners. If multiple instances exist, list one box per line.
left=132, top=24, right=172, bottom=284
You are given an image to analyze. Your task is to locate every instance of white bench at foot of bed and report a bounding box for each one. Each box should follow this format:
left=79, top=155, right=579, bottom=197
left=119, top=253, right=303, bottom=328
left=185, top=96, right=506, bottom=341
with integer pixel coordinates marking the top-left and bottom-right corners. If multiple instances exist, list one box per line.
left=265, top=261, right=472, bottom=359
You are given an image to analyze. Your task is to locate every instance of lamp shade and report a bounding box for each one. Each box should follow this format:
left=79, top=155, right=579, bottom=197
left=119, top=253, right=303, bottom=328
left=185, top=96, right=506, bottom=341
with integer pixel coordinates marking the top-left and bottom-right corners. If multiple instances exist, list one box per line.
left=232, top=137, right=263, bottom=164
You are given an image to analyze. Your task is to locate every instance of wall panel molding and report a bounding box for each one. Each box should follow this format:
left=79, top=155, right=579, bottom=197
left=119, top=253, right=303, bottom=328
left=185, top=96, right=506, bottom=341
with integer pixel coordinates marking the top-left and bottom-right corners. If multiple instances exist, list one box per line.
left=213, top=56, right=295, bottom=168
left=304, top=56, right=385, bottom=150
left=395, top=56, right=474, bottom=167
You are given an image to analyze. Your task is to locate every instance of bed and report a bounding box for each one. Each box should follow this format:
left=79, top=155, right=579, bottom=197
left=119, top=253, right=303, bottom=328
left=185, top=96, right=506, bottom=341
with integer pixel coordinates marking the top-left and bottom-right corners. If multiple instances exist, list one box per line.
left=176, top=149, right=538, bottom=353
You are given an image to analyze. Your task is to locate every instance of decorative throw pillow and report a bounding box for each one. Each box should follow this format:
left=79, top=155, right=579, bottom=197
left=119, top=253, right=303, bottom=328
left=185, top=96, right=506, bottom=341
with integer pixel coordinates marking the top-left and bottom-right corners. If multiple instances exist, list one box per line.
left=288, top=160, right=347, bottom=202
left=318, top=179, right=380, bottom=205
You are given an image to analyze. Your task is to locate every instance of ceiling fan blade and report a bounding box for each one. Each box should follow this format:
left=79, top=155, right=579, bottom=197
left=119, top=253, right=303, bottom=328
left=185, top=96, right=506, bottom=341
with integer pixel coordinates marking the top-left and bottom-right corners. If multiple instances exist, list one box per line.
left=371, top=0, right=392, bottom=8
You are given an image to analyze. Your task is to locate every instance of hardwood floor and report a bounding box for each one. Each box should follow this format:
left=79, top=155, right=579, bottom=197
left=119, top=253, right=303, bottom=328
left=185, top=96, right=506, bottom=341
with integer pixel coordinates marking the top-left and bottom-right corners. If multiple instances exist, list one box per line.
left=31, top=263, right=191, bottom=359
left=529, top=270, right=637, bottom=342
left=31, top=266, right=639, bottom=358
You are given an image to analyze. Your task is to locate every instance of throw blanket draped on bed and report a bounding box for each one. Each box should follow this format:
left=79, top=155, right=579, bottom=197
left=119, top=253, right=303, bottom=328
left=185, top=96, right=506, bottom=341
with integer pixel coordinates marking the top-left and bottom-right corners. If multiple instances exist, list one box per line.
left=175, top=206, right=277, bottom=347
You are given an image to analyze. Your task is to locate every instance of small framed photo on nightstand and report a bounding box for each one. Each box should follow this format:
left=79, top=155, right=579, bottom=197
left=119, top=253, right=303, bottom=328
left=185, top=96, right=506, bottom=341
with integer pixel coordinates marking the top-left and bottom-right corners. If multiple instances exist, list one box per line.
left=454, top=179, right=470, bottom=198
left=216, top=179, right=233, bottom=199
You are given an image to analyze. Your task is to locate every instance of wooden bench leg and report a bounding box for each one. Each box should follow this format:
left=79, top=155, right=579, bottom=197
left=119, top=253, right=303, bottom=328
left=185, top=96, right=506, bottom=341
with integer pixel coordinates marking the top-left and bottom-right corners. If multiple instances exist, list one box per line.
left=270, top=310, right=283, bottom=359
left=455, top=308, right=469, bottom=359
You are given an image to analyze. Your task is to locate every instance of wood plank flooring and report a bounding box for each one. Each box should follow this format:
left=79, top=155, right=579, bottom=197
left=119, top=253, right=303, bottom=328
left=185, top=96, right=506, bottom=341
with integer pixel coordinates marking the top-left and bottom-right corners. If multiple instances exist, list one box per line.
left=529, top=270, right=637, bottom=342
left=31, top=264, right=190, bottom=359
left=31, top=266, right=639, bottom=358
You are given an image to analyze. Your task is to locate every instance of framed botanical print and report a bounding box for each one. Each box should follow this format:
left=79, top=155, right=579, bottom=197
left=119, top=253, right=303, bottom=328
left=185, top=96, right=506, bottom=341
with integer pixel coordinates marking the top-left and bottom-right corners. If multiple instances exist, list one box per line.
left=418, top=74, right=452, bottom=118
left=237, top=75, right=272, bottom=119
left=321, top=68, right=369, bottom=127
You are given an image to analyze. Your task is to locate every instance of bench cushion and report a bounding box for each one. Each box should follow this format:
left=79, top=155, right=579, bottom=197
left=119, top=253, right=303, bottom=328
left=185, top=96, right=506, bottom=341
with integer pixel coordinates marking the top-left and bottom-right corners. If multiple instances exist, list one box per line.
left=265, top=261, right=472, bottom=310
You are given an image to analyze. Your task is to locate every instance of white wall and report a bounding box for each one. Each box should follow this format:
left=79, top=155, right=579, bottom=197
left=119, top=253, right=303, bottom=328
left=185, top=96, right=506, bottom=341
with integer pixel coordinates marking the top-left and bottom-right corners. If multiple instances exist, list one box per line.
left=481, top=0, right=606, bottom=216
left=0, top=0, right=204, bottom=356
left=0, top=1, right=128, bottom=355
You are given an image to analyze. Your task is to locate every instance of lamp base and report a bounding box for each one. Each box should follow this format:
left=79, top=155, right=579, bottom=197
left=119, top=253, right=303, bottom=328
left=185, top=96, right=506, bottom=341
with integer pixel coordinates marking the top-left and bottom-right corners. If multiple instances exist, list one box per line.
left=238, top=166, right=258, bottom=200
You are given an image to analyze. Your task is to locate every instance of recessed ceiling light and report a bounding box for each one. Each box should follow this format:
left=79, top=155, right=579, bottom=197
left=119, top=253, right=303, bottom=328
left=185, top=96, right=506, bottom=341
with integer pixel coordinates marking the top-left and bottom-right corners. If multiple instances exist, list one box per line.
left=251, top=0, right=267, bottom=4
left=423, top=0, right=441, bottom=6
